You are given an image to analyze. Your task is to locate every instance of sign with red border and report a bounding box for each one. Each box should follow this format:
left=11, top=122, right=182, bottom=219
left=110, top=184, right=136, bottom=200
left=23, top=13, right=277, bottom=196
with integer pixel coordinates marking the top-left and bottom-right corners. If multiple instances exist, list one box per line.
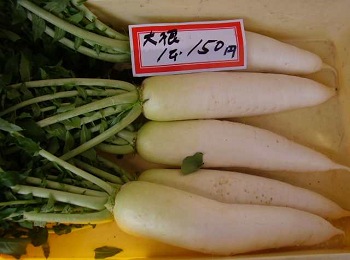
left=129, top=19, right=246, bottom=77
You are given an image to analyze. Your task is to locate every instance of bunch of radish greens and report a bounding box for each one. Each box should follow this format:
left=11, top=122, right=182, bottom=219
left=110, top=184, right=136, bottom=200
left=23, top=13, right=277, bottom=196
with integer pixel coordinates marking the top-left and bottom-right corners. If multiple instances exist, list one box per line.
left=0, top=2, right=134, bottom=257
left=16, top=0, right=130, bottom=63
left=0, top=118, right=131, bottom=257
left=1, top=0, right=350, bottom=258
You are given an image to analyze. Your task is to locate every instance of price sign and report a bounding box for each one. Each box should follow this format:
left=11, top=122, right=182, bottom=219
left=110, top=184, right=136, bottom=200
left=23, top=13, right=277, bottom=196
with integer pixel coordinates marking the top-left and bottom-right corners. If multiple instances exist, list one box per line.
left=129, top=19, right=246, bottom=77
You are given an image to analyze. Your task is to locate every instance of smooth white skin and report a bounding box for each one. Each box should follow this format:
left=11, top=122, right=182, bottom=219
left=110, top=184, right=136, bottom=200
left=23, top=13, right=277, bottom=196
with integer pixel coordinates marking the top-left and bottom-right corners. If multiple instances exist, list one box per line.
left=136, top=120, right=349, bottom=172
left=139, top=169, right=350, bottom=219
left=141, top=72, right=335, bottom=121
left=245, top=31, right=323, bottom=74
left=114, top=181, right=343, bottom=256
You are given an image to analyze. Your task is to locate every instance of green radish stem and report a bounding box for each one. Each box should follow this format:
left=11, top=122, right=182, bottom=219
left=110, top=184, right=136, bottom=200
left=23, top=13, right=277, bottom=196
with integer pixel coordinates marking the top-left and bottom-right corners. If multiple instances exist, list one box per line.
left=3, top=78, right=141, bottom=164
left=0, top=91, right=80, bottom=117
left=39, top=150, right=114, bottom=195
left=96, top=143, right=134, bottom=154
left=40, top=103, right=70, bottom=113
left=25, top=176, right=107, bottom=197
left=75, top=113, right=133, bottom=137
left=59, top=102, right=142, bottom=161
left=11, top=147, right=121, bottom=224
left=11, top=184, right=107, bottom=211
left=66, top=105, right=131, bottom=131
left=45, top=175, right=103, bottom=191
left=70, top=0, right=128, bottom=41
left=116, top=129, right=137, bottom=144
left=0, top=200, right=41, bottom=207
left=43, top=25, right=130, bottom=62
left=96, top=156, right=135, bottom=182
left=0, top=89, right=126, bottom=117
left=105, top=136, right=130, bottom=146
left=97, top=129, right=136, bottom=152
left=8, top=78, right=136, bottom=91
left=23, top=8, right=129, bottom=62
left=18, top=0, right=130, bottom=53
left=100, top=130, right=136, bottom=146
left=24, top=208, right=113, bottom=224
left=37, top=91, right=138, bottom=127
left=72, top=159, right=124, bottom=185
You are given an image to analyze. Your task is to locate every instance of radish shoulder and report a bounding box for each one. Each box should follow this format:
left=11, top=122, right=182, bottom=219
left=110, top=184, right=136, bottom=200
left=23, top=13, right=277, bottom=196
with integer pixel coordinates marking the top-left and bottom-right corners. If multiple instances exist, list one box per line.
left=114, top=181, right=343, bottom=256
left=139, top=169, right=350, bottom=219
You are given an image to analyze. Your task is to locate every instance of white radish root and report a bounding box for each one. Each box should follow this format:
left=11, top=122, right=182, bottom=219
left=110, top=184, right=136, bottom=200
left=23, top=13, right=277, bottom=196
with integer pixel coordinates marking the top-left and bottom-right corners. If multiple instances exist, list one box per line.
left=141, top=72, right=335, bottom=121
left=136, top=119, right=349, bottom=172
left=139, top=168, right=350, bottom=219
left=245, top=31, right=323, bottom=75
left=114, top=181, right=343, bottom=256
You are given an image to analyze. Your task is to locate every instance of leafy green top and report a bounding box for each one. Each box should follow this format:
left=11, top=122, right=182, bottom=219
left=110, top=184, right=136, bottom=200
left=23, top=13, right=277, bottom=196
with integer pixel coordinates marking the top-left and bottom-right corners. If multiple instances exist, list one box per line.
left=18, top=0, right=131, bottom=62
left=0, top=2, right=134, bottom=257
left=1, top=1, right=117, bottom=88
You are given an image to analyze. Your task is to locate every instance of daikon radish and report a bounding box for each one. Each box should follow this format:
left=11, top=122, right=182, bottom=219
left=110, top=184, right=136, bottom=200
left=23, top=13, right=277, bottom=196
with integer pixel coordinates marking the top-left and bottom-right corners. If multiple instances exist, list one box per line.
left=136, top=120, right=349, bottom=172
left=114, top=181, right=343, bottom=256
left=139, top=169, right=350, bottom=219
left=245, top=31, right=323, bottom=74
left=141, top=72, right=335, bottom=121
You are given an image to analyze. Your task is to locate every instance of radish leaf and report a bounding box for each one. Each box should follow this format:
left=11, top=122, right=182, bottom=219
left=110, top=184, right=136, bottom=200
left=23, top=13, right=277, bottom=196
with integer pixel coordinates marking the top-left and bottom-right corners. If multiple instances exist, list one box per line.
left=0, top=118, right=23, bottom=133
left=181, top=152, right=204, bottom=174
left=53, top=27, right=66, bottom=42
left=31, top=14, right=46, bottom=42
left=94, top=246, right=123, bottom=259
left=29, top=227, right=48, bottom=247
left=44, top=0, right=70, bottom=13
left=0, top=238, right=30, bottom=258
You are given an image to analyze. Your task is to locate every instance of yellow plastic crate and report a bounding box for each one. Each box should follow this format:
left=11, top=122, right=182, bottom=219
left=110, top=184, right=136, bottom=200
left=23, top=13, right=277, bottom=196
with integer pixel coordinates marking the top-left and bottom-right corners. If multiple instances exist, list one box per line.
left=6, top=0, right=350, bottom=259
